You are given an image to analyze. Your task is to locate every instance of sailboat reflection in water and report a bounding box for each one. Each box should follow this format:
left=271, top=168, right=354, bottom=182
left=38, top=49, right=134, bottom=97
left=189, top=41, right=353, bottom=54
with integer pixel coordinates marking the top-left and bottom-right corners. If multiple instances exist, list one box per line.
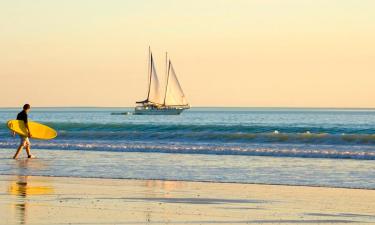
left=135, top=48, right=189, bottom=115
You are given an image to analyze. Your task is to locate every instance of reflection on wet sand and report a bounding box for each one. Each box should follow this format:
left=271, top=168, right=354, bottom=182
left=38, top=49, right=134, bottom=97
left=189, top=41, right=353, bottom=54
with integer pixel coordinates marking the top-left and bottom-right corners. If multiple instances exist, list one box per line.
left=144, top=180, right=185, bottom=223
left=8, top=159, right=53, bottom=224
left=145, top=180, right=185, bottom=197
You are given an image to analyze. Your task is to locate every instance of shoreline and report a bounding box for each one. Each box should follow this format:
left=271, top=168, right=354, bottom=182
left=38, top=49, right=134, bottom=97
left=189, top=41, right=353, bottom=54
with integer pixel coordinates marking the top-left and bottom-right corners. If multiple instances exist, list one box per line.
left=1, top=173, right=374, bottom=191
left=1, top=174, right=374, bottom=224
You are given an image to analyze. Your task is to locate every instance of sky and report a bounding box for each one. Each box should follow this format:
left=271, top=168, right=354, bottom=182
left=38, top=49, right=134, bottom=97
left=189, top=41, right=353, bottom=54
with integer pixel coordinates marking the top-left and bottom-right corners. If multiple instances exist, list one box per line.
left=0, top=0, right=374, bottom=108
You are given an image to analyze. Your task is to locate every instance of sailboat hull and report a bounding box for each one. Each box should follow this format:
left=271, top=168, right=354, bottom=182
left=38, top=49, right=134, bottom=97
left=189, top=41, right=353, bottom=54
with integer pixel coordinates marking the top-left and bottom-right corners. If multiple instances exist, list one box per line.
left=134, top=107, right=186, bottom=115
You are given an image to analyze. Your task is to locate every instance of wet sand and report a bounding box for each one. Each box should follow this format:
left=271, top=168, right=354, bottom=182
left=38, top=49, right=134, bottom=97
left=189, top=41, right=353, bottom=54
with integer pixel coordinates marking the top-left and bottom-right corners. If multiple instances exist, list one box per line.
left=0, top=175, right=374, bottom=225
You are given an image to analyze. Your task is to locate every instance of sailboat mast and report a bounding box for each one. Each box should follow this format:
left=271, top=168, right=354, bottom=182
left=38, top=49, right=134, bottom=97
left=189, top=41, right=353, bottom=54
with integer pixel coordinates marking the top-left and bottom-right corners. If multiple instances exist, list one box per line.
left=163, top=59, right=171, bottom=106
left=163, top=52, right=168, bottom=105
left=165, top=52, right=168, bottom=83
left=146, top=46, right=152, bottom=101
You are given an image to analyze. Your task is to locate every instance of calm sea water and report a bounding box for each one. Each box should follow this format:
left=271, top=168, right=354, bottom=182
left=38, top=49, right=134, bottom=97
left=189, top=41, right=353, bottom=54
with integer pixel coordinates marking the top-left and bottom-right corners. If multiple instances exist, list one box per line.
left=0, top=107, right=374, bottom=189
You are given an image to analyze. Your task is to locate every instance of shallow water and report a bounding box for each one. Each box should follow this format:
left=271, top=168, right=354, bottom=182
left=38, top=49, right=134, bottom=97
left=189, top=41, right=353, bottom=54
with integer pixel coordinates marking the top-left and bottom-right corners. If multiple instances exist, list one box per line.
left=0, top=149, right=375, bottom=189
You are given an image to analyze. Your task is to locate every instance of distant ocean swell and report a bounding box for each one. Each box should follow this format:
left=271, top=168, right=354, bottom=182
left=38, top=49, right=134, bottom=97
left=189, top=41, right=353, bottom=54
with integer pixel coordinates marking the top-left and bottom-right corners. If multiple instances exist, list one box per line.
left=3, top=122, right=375, bottom=145
left=16, top=122, right=375, bottom=134
left=1, top=122, right=374, bottom=160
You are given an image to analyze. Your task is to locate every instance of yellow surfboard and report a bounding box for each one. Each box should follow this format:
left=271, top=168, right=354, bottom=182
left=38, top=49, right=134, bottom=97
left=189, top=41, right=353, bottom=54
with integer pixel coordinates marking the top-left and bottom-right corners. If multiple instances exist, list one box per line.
left=7, top=120, right=57, bottom=140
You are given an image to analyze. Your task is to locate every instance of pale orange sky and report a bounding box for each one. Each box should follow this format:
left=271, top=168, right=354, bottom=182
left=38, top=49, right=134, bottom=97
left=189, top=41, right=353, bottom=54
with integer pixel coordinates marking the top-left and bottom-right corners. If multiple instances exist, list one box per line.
left=1, top=0, right=374, bottom=107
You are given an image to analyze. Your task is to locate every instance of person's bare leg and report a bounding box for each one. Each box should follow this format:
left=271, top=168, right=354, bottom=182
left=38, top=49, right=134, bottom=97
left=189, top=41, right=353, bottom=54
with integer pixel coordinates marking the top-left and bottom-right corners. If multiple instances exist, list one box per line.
left=25, top=145, right=31, bottom=157
left=13, top=144, right=23, bottom=159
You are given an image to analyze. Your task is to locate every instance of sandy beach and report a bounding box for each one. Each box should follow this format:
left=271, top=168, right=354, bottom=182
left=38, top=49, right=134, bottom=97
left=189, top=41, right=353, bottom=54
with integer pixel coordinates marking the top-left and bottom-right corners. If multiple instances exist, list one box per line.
left=0, top=175, right=374, bottom=225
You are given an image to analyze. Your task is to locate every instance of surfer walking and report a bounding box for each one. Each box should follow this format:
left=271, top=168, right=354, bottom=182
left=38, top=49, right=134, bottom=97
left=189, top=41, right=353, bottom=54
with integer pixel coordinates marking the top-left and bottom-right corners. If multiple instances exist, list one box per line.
left=13, top=104, right=35, bottom=159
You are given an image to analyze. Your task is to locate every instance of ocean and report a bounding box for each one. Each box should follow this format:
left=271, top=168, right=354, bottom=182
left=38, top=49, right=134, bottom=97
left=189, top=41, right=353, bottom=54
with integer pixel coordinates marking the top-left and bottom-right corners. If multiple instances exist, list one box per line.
left=0, top=107, right=374, bottom=189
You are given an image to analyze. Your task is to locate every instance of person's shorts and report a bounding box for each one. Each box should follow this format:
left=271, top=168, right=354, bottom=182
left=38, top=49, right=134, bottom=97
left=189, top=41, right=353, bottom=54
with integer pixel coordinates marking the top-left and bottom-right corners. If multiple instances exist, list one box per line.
left=19, top=136, right=31, bottom=147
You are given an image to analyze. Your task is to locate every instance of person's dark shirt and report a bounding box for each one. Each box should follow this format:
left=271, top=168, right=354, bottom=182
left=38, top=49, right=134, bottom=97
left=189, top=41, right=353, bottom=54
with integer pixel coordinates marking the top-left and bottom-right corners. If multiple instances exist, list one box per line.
left=16, top=110, right=28, bottom=124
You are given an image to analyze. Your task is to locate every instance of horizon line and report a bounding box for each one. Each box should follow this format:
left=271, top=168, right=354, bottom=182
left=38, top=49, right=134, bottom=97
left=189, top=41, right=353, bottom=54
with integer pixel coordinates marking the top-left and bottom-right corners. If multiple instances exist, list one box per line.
left=1, top=106, right=375, bottom=110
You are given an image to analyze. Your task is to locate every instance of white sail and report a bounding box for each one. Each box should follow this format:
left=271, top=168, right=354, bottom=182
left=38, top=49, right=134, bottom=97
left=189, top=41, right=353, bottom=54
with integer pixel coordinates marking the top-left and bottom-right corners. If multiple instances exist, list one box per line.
left=164, top=61, right=188, bottom=106
left=147, top=54, right=163, bottom=104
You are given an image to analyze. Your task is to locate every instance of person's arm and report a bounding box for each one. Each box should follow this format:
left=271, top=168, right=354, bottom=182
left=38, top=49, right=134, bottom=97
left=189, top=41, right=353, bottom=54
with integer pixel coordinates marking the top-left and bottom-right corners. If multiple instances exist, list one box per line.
left=24, top=118, right=32, bottom=138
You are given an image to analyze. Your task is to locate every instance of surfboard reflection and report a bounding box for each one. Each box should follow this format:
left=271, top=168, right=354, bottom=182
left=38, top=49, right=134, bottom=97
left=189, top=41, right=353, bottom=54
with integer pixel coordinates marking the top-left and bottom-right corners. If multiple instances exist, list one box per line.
left=8, top=171, right=53, bottom=224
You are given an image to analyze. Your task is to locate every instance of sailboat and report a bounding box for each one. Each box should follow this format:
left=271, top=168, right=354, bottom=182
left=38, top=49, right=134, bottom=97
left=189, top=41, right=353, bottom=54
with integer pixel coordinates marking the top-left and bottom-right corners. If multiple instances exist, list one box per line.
left=135, top=48, right=190, bottom=115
